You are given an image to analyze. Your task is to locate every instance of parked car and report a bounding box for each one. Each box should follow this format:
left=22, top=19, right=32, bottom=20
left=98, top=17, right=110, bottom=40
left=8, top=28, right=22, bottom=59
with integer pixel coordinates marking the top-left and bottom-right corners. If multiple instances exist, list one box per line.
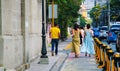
left=110, top=24, right=120, bottom=28
left=92, top=28, right=100, bottom=37
left=107, top=28, right=120, bottom=44
left=116, top=32, right=120, bottom=52
left=99, top=26, right=108, bottom=40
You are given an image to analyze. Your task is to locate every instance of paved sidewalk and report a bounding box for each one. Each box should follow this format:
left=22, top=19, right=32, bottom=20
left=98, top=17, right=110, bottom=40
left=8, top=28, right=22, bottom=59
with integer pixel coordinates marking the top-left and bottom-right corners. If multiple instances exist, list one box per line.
left=25, top=38, right=72, bottom=71
left=25, top=38, right=102, bottom=71
left=60, top=53, right=102, bottom=71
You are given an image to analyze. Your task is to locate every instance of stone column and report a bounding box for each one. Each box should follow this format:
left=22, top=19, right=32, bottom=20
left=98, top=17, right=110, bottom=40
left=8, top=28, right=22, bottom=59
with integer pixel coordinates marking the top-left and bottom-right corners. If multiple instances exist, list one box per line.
left=0, top=0, right=3, bottom=67
left=21, top=0, right=30, bottom=69
left=1, top=0, right=23, bottom=70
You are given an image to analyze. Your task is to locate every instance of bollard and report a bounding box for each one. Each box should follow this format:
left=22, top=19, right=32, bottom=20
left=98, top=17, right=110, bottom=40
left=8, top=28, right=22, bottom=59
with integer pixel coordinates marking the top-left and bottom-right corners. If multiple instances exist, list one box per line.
left=101, top=44, right=107, bottom=71
left=96, top=41, right=101, bottom=64
left=94, top=39, right=100, bottom=63
left=105, top=46, right=111, bottom=71
left=94, top=38, right=101, bottom=64
left=94, top=38, right=104, bottom=67
left=106, top=49, right=114, bottom=71
left=97, top=43, right=104, bottom=68
left=113, top=53, right=120, bottom=71
left=94, top=38, right=98, bottom=61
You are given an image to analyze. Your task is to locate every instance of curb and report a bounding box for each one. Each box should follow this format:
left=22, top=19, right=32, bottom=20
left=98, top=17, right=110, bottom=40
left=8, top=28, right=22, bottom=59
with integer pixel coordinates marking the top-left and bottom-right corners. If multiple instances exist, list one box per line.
left=49, top=53, right=68, bottom=71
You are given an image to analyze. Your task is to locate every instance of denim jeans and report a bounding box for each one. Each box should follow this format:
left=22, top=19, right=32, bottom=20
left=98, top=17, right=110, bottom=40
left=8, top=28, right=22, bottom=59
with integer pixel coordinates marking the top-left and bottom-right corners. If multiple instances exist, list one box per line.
left=51, top=39, right=59, bottom=55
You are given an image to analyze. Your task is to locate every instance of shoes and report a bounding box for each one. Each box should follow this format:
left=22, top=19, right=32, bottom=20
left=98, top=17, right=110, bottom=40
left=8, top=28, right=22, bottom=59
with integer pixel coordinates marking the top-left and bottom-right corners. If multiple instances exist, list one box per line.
left=51, top=51, right=54, bottom=56
left=85, top=53, right=87, bottom=56
left=89, top=54, right=91, bottom=57
left=75, top=54, right=79, bottom=58
left=55, top=54, right=58, bottom=56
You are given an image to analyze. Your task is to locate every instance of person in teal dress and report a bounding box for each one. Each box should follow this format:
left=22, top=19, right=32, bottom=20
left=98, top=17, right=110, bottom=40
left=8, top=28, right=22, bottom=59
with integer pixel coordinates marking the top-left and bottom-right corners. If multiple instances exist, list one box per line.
left=81, top=24, right=95, bottom=57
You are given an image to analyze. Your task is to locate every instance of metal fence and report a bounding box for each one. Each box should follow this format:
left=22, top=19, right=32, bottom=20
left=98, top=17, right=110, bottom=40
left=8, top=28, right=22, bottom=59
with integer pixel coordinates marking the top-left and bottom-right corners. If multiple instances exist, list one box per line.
left=94, top=38, right=120, bottom=71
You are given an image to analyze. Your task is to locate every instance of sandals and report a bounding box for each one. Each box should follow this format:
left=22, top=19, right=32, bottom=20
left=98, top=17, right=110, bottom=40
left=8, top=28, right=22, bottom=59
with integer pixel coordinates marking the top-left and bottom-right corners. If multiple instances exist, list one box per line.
left=75, top=54, right=79, bottom=58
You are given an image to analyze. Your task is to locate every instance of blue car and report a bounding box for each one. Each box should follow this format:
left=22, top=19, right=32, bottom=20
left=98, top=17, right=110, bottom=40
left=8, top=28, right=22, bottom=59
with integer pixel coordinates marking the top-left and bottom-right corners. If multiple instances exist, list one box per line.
left=107, top=28, right=120, bottom=44
left=92, top=28, right=100, bottom=37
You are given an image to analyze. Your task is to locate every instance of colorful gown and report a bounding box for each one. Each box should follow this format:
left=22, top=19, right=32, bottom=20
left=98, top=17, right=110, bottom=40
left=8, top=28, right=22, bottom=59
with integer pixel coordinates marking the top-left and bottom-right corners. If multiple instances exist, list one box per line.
left=71, top=29, right=80, bottom=55
left=81, top=30, right=95, bottom=54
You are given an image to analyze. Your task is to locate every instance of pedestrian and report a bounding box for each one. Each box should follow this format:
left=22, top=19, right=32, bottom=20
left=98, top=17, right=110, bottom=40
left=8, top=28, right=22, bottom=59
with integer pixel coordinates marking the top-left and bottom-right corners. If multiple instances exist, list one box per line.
left=79, top=26, right=85, bottom=45
left=49, top=23, right=60, bottom=56
left=71, top=23, right=81, bottom=58
left=83, top=24, right=95, bottom=57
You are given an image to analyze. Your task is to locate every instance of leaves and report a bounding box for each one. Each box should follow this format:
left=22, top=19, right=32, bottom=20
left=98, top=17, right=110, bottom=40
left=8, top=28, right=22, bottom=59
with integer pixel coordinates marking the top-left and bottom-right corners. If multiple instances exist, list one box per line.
left=47, top=0, right=84, bottom=40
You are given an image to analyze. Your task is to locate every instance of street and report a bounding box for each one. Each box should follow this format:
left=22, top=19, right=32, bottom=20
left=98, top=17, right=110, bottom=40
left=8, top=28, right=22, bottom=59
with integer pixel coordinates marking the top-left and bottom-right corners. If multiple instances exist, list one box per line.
left=101, top=39, right=116, bottom=52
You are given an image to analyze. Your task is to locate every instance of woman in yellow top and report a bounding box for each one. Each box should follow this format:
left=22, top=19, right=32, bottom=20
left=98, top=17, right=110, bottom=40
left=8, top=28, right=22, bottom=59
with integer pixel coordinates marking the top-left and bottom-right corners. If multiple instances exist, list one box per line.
left=71, top=23, right=81, bottom=58
left=49, top=23, right=60, bottom=56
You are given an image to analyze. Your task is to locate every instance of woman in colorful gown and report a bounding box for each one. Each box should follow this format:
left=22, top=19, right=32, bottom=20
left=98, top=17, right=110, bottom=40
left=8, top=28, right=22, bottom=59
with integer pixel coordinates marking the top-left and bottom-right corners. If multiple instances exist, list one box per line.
left=71, top=23, right=81, bottom=58
left=82, top=24, right=95, bottom=57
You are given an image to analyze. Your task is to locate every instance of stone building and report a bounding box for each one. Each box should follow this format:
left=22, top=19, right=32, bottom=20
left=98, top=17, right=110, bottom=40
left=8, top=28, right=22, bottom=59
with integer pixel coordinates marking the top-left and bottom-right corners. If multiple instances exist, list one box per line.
left=0, top=0, right=46, bottom=71
left=80, top=0, right=107, bottom=18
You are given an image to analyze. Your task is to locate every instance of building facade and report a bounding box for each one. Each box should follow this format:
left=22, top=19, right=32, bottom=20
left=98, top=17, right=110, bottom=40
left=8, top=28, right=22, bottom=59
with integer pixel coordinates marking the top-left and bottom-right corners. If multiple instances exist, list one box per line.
left=0, top=0, right=46, bottom=71
left=80, top=0, right=107, bottom=18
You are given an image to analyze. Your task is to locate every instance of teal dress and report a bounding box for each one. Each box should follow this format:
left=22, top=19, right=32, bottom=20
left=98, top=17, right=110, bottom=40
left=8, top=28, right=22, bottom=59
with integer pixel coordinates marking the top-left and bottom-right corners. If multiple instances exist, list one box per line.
left=81, top=30, right=95, bottom=54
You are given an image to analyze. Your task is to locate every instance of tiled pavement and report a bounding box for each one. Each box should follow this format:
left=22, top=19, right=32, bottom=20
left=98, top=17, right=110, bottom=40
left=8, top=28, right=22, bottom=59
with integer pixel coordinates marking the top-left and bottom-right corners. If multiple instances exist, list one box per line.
left=60, top=53, right=102, bottom=71
left=26, top=38, right=102, bottom=71
left=25, top=39, right=71, bottom=71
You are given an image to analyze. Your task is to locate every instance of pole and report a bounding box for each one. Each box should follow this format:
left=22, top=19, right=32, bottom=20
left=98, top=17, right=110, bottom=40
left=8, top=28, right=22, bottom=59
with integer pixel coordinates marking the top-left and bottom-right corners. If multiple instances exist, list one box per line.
left=94, top=0, right=97, bottom=6
left=107, top=0, right=110, bottom=30
left=39, top=0, right=48, bottom=64
left=52, top=0, right=54, bottom=27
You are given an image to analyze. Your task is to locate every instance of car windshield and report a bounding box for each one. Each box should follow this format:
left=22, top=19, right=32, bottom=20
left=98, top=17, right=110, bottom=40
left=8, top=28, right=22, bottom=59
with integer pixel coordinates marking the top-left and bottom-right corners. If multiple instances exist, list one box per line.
left=94, top=30, right=99, bottom=32
left=100, top=27, right=108, bottom=30
left=92, top=28, right=99, bottom=31
left=110, top=28, right=120, bottom=34
left=110, top=25, right=120, bottom=28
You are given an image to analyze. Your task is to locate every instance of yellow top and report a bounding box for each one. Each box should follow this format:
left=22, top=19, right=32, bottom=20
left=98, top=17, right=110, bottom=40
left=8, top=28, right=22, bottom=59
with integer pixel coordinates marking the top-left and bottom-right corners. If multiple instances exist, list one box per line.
left=50, top=27, right=60, bottom=39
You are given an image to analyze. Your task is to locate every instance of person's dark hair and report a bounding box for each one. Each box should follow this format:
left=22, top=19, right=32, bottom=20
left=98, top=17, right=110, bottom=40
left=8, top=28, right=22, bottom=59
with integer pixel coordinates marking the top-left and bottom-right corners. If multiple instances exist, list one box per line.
left=74, top=23, right=79, bottom=30
left=54, top=22, right=57, bottom=26
left=86, top=24, right=91, bottom=29
left=79, top=26, right=83, bottom=29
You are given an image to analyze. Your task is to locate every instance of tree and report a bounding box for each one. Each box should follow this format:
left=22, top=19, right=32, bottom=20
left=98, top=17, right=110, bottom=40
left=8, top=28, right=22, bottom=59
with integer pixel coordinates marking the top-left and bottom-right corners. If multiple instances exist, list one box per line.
left=110, top=0, right=120, bottom=21
left=47, top=0, right=84, bottom=40
left=89, top=4, right=103, bottom=27
left=79, top=14, right=87, bottom=27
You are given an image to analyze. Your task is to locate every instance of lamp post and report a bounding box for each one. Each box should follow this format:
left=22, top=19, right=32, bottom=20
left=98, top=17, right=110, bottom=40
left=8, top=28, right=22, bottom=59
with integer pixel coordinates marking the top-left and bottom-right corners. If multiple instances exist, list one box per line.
left=39, top=0, right=49, bottom=64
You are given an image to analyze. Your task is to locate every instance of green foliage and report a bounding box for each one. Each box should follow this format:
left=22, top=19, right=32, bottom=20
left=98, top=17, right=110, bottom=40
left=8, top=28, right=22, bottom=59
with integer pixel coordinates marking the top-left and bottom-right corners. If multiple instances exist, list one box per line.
left=47, top=0, right=83, bottom=40
left=79, top=15, right=86, bottom=27
left=90, top=4, right=102, bottom=21
left=110, top=0, right=120, bottom=21
left=89, top=4, right=104, bottom=27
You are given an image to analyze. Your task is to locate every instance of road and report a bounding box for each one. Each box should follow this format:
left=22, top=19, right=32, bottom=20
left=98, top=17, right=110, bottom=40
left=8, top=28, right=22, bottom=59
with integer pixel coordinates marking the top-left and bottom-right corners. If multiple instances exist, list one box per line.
left=101, top=39, right=116, bottom=52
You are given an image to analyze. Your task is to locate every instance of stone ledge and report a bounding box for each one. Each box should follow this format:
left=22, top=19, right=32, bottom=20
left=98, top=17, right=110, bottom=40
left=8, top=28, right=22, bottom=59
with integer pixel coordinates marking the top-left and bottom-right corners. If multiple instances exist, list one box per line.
left=0, top=67, right=5, bottom=71
left=15, top=63, right=30, bottom=71
left=49, top=54, right=68, bottom=71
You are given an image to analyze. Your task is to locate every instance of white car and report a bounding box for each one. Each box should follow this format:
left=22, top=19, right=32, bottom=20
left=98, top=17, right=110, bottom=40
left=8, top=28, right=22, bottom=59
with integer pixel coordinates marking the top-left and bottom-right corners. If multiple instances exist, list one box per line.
left=99, top=26, right=108, bottom=40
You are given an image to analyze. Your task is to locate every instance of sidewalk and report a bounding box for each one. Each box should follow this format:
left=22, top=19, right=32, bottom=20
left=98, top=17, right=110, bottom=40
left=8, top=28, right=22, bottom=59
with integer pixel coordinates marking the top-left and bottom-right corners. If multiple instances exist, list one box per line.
left=25, top=38, right=102, bottom=71
left=25, top=38, right=72, bottom=71
left=60, top=53, right=102, bottom=71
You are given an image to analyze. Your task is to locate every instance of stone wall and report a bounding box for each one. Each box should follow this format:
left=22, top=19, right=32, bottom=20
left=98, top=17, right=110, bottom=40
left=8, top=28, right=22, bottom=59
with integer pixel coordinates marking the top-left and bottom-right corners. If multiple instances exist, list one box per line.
left=0, top=0, right=43, bottom=70
left=1, top=0, right=23, bottom=68
left=28, top=0, right=42, bottom=61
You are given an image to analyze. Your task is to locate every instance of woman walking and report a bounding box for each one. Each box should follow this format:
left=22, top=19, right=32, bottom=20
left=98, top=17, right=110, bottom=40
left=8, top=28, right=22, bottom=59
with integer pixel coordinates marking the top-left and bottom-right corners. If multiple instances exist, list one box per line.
left=84, top=24, right=95, bottom=57
left=71, top=23, right=81, bottom=58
